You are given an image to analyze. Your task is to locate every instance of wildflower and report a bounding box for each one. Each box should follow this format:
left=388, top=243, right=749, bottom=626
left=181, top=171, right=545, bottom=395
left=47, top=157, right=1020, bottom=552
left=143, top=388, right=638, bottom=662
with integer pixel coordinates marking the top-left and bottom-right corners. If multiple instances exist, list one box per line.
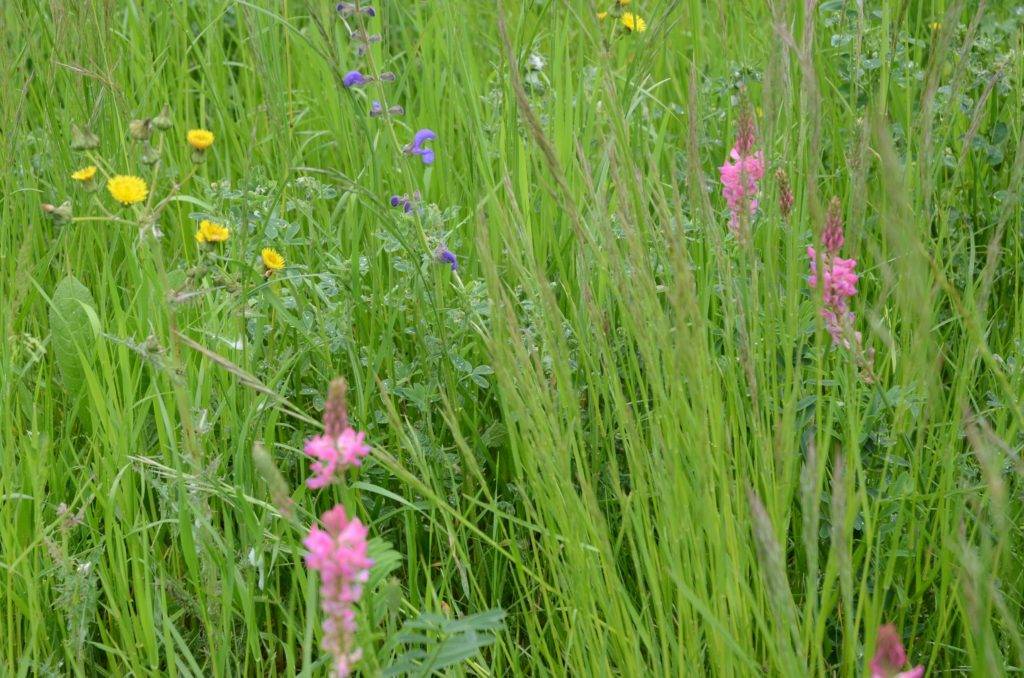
left=305, top=429, right=371, bottom=489
left=390, top=192, right=419, bottom=213
left=405, top=129, right=436, bottom=165
left=342, top=70, right=371, bottom=88
left=305, top=505, right=373, bottom=678
left=870, top=625, right=925, bottom=678
left=806, top=200, right=864, bottom=351
left=337, top=2, right=375, bottom=16
left=261, top=247, right=285, bottom=275
left=807, top=247, right=858, bottom=308
left=378, top=71, right=396, bottom=82
left=719, top=111, right=765, bottom=239
left=370, top=101, right=383, bottom=117
left=71, top=166, right=97, bottom=182
left=435, top=245, right=458, bottom=272
left=719, top=149, right=765, bottom=236
left=929, top=22, right=941, bottom=31
left=822, top=197, right=845, bottom=255
left=194, top=219, right=230, bottom=244
left=621, top=12, right=647, bottom=32
left=597, top=11, right=608, bottom=20
left=107, top=175, right=148, bottom=206
left=618, top=0, right=631, bottom=4
left=187, top=129, right=215, bottom=151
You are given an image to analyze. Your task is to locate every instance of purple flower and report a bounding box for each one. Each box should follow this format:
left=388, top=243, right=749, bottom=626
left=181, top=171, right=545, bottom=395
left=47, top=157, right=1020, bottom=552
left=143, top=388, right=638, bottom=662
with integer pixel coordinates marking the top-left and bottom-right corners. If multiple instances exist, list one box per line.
left=389, top=193, right=416, bottom=213
left=343, top=70, right=371, bottom=88
left=405, top=129, right=436, bottom=165
left=337, top=3, right=375, bottom=16
left=370, top=101, right=383, bottom=117
left=435, top=245, right=458, bottom=272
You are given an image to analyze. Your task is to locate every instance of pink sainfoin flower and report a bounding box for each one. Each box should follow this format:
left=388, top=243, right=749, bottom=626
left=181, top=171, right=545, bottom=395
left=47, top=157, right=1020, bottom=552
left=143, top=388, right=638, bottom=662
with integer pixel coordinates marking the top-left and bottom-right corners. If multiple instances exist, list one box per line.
left=305, top=379, right=371, bottom=488
left=305, top=429, right=371, bottom=489
left=807, top=199, right=860, bottom=348
left=305, top=505, right=374, bottom=678
left=719, top=111, right=765, bottom=240
left=821, top=196, right=845, bottom=255
left=870, top=624, right=925, bottom=678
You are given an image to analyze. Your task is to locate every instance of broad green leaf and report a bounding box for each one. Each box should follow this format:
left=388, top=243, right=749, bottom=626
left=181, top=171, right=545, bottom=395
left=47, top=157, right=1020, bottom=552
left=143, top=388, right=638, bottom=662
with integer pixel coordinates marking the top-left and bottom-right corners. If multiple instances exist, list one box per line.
left=49, top=275, right=98, bottom=395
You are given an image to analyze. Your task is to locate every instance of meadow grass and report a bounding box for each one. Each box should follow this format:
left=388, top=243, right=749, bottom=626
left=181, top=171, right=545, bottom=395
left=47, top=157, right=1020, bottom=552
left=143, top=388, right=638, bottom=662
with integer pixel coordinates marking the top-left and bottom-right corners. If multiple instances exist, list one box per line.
left=2, top=0, right=1023, bottom=675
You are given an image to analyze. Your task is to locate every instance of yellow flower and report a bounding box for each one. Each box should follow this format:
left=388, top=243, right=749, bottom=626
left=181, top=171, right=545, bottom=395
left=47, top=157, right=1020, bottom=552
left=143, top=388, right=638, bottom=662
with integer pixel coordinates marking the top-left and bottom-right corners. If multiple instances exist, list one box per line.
left=187, top=129, right=215, bottom=151
left=71, top=166, right=97, bottom=182
left=107, top=175, right=148, bottom=205
left=930, top=21, right=941, bottom=31
left=617, top=0, right=631, bottom=4
left=621, top=12, right=647, bottom=32
left=195, top=219, right=230, bottom=244
left=261, top=247, right=285, bottom=273
left=597, top=11, right=608, bottom=20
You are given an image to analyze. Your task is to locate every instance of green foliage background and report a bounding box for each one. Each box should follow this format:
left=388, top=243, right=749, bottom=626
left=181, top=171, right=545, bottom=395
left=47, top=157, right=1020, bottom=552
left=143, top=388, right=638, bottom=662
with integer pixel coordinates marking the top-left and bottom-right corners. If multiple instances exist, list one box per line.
left=1, top=0, right=1023, bottom=675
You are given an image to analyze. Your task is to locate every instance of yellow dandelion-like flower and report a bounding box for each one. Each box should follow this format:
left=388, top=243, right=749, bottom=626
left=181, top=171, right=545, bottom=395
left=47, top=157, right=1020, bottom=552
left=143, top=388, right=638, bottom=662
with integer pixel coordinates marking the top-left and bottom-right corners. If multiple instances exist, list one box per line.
left=107, top=175, right=148, bottom=206
left=187, top=129, right=215, bottom=151
left=929, top=21, right=941, bottom=31
left=195, top=219, right=230, bottom=244
left=617, top=0, right=631, bottom=5
left=71, top=166, right=97, bottom=182
left=621, top=12, right=647, bottom=32
left=597, top=11, right=608, bottom=20
left=261, top=247, right=285, bottom=272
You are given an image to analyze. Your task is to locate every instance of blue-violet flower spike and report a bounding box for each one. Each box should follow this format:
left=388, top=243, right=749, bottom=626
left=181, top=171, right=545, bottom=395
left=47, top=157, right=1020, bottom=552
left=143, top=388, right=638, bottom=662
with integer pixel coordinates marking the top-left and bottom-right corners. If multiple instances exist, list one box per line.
left=343, top=70, right=371, bottom=88
left=435, top=245, right=458, bottom=272
left=406, top=129, right=437, bottom=165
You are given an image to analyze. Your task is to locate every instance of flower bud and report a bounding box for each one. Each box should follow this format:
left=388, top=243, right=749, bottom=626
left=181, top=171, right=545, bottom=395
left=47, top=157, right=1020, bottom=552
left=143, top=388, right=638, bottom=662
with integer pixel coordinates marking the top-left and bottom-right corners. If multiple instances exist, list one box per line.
left=70, top=124, right=100, bottom=151
left=129, top=118, right=153, bottom=141
left=42, top=201, right=73, bottom=224
left=323, top=378, right=350, bottom=437
left=387, top=105, right=405, bottom=116
left=775, top=169, right=794, bottom=219
left=379, top=71, right=396, bottom=82
left=141, top=141, right=160, bottom=165
left=153, top=104, right=173, bottom=131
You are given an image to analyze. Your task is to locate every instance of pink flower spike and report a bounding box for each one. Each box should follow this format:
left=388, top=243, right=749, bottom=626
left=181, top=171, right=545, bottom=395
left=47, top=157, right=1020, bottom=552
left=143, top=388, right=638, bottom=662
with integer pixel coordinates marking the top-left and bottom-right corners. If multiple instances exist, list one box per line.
left=870, top=624, right=925, bottom=678
left=304, top=428, right=372, bottom=488
left=305, top=505, right=373, bottom=677
left=719, top=146, right=765, bottom=238
left=336, top=428, right=371, bottom=467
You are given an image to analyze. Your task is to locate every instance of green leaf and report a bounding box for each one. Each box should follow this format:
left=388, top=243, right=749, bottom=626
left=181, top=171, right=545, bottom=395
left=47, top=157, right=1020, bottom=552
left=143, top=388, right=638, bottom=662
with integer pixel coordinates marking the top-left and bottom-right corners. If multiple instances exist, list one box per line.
left=49, top=275, right=98, bottom=395
left=383, top=608, right=505, bottom=676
